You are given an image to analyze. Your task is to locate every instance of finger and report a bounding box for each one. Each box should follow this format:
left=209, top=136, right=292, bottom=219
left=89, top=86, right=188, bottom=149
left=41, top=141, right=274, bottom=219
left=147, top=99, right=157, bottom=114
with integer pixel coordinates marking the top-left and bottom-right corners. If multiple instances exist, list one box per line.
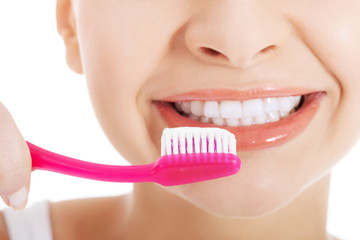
left=0, top=102, right=31, bottom=210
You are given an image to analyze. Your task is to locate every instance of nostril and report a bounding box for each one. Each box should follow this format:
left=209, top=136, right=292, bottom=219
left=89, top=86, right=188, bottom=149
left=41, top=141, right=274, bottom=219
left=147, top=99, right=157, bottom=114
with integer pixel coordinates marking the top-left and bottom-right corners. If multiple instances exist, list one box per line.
left=200, top=47, right=229, bottom=60
left=259, top=45, right=276, bottom=54
left=201, top=47, right=220, bottom=56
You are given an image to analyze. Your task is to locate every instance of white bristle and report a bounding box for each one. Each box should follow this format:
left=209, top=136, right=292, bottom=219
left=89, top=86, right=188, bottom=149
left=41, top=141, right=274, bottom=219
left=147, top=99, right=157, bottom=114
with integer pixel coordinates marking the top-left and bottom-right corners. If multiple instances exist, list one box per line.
left=222, top=132, right=229, bottom=153
left=160, top=127, right=237, bottom=156
left=229, top=134, right=236, bottom=154
left=200, top=132, right=207, bottom=153
left=186, top=131, right=193, bottom=154
left=172, top=133, right=179, bottom=155
left=165, top=132, right=172, bottom=155
left=161, top=132, right=165, bottom=156
left=208, top=132, right=215, bottom=153
left=194, top=131, right=200, bottom=153
left=161, top=128, right=167, bottom=155
left=179, top=131, right=186, bottom=154
left=215, top=132, right=222, bottom=153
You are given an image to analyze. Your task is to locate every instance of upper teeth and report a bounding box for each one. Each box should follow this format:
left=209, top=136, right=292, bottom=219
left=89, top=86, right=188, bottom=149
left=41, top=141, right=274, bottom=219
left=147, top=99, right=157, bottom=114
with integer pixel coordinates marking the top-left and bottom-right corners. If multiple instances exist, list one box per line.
left=174, top=96, right=302, bottom=126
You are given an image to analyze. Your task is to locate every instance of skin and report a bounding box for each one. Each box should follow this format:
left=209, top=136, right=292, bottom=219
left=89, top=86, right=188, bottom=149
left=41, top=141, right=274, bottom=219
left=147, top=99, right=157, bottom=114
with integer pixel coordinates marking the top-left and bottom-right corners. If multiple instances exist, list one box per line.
left=1, top=0, right=360, bottom=239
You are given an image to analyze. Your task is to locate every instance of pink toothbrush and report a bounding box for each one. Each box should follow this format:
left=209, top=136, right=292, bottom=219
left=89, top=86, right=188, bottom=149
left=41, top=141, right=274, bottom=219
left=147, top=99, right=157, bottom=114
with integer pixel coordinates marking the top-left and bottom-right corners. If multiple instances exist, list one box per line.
left=28, top=127, right=241, bottom=186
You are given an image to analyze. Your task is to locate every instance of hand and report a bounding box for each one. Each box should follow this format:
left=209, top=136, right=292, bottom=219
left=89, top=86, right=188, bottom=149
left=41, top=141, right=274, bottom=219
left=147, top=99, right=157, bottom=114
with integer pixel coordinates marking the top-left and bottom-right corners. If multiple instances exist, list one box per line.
left=0, top=102, right=31, bottom=210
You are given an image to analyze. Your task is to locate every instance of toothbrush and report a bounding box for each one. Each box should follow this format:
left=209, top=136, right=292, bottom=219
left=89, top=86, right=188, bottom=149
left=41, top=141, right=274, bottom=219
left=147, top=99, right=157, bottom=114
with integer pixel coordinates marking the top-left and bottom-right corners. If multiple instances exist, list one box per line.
left=28, top=127, right=241, bottom=186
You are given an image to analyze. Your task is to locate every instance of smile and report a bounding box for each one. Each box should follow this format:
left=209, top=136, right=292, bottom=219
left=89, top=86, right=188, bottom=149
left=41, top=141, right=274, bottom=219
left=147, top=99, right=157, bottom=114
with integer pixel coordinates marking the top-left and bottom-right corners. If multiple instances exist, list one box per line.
left=154, top=88, right=325, bottom=151
left=173, top=96, right=303, bottom=127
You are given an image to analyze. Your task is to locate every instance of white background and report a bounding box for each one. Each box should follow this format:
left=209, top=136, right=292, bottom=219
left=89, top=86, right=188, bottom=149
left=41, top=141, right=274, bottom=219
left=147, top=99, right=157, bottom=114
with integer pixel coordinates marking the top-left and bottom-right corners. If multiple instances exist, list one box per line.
left=0, top=1, right=359, bottom=239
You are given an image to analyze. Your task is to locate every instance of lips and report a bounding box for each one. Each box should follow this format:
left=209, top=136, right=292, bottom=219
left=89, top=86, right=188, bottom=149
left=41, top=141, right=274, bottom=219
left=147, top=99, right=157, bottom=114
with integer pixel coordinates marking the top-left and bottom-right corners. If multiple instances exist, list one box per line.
left=153, top=88, right=325, bottom=151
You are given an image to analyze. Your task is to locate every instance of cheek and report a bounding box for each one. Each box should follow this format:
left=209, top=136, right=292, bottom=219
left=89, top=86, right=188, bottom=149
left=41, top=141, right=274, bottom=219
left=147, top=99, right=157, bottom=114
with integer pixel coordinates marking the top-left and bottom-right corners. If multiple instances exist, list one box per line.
left=289, top=1, right=360, bottom=155
left=75, top=9, right=160, bottom=163
left=316, top=14, right=360, bottom=151
left=285, top=1, right=360, bottom=92
left=74, top=1, right=191, bottom=164
left=80, top=44, right=155, bottom=164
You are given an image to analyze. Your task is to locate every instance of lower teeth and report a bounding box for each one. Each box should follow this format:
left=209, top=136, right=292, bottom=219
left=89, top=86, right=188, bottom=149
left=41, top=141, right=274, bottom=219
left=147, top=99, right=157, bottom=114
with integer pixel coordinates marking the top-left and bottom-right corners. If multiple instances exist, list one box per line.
left=185, top=113, right=283, bottom=126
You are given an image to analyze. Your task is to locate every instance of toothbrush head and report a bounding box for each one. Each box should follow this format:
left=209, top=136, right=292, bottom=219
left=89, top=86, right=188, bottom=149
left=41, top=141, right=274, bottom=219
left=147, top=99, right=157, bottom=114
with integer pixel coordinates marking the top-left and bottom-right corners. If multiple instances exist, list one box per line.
left=154, top=127, right=241, bottom=186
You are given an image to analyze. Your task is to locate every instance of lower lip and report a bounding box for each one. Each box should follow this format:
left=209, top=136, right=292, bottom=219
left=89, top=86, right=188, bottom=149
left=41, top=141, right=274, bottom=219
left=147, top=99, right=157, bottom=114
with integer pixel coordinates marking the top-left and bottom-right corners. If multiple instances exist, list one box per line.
left=154, top=92, right=325, bottom=151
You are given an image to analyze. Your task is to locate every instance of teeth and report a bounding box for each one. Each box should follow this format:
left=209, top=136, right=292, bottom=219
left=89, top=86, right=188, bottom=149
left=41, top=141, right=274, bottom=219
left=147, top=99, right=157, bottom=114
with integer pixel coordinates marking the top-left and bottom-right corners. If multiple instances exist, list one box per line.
left=175, top=102, right=182, bottom=112
left=242, top=99, right=264, bottom=118
left=200, top=116, right=211, bottom=123
left=189, top=114, right=200, bottom=121
left=279, top=111, right=289, bottom=118
left=267, top=111, right=280, bottom=122
left=292, top=96, right=301, bottom=107
left=220, top=101, right=242, bottom=118
left=225, top=118, right=240, bottom=127
left=242, top=117, right=253, bottom=126
left=190, top=101, right=203, bottom=116
left=254, top=114, right=267, bottom=124
left=174, top=95, right=303, bottom=127
left=181, top=102, right=191, bottom=114
left=204, top=101, right=220, bottom=118
left=277, top=97, right=295, bottom=113
left=212, top=117, right=225, bottom=126
left=263, top=97, right=278, bottom=113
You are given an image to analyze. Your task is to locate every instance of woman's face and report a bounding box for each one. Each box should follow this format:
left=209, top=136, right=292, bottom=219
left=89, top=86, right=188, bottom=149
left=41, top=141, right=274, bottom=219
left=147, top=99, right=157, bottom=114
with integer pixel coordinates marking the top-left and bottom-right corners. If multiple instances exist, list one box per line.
left=69, top=0, right=360, bottom=217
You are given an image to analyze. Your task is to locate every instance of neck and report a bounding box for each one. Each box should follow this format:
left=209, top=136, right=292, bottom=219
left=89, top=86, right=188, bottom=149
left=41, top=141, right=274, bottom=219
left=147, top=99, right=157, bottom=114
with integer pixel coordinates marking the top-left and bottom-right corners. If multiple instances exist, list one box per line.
left=122, top=174, right=331, bottom=240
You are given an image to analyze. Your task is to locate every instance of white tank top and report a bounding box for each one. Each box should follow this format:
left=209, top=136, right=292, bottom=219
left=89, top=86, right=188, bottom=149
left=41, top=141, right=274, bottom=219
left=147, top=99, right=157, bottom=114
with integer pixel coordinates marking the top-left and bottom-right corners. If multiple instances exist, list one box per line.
left=3, top=201, right=53, bottom=240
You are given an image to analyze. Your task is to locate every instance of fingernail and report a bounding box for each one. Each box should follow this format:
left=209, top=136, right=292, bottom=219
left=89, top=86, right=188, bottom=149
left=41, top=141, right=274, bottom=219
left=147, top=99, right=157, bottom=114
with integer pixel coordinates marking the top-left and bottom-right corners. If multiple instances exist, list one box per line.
left=8, top=187, right=28, bottom=210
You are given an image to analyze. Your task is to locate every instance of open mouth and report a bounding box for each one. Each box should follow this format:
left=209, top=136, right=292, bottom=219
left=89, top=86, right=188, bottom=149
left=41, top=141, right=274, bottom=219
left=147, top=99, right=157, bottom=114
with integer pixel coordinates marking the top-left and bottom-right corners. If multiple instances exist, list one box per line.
left=171, top=95, right=304, bottom=127
left=154, top=90, right=324, bottom=151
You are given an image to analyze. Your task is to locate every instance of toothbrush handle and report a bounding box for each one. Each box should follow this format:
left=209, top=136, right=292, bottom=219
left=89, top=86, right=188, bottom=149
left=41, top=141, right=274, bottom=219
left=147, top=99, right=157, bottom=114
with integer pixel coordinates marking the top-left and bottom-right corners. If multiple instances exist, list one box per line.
left=27, top=142, right=155, bottom=183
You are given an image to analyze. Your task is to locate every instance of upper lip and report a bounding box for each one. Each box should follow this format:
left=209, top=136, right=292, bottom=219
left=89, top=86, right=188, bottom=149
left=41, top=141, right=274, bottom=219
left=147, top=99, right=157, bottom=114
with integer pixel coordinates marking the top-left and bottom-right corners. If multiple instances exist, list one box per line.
left=156, top=87, right=321, bottom=102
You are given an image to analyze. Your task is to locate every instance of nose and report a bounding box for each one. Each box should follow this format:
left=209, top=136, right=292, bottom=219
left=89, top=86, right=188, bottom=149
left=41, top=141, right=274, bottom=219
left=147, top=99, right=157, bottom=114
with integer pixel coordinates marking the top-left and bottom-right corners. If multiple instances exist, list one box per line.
left=184, top=1, right=292, bottom=68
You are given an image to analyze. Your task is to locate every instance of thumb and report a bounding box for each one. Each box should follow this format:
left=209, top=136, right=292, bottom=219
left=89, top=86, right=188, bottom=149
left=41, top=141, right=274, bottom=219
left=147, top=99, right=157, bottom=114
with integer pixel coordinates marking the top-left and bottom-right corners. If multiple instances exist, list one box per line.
left=0, top=102, right=31, bottom=210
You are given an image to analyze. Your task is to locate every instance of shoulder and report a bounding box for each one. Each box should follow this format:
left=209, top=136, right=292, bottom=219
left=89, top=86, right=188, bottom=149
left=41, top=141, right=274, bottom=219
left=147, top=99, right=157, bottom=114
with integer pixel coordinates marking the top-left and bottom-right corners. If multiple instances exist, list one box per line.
left=0, top=211, right=9, bottom=240
left=50, top=195, right=130, bottom=240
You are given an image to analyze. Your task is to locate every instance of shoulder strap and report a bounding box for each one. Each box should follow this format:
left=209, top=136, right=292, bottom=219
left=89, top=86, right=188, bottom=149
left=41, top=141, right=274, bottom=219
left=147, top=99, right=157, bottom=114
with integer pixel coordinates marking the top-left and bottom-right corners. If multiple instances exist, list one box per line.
left=3, top=201, right=53, bottom=240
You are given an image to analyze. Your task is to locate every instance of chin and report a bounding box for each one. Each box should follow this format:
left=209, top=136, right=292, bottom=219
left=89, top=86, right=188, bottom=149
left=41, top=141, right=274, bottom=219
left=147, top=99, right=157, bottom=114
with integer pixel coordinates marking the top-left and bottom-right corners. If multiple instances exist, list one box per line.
left=166, top=171, right=307, bottom=218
